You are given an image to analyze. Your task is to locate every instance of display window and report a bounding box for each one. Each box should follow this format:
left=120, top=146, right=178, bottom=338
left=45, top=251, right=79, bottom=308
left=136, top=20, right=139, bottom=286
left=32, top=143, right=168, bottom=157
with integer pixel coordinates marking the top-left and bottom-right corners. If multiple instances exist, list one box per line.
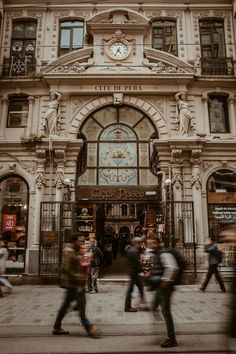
left=0, top=175, right=28, bottom=274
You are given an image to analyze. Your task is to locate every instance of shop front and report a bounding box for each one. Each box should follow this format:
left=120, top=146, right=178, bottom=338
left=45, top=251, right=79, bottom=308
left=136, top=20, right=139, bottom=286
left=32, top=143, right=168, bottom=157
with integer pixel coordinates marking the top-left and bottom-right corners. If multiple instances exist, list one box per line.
left=0, top=175, right=28, bottom=274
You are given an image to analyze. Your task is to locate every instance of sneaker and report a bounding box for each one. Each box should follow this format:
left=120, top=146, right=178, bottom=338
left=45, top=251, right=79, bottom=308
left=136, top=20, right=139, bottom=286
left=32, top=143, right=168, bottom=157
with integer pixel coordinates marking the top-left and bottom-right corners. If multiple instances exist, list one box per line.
left=87, top=326, right=102, bottom=338
left=199, top=287, right=205, bottom=292
left=124, top=307, right=137, bottom=312
left=52, top=328, right=69, bottom=335
left=160, top=338, right=178, bottom=348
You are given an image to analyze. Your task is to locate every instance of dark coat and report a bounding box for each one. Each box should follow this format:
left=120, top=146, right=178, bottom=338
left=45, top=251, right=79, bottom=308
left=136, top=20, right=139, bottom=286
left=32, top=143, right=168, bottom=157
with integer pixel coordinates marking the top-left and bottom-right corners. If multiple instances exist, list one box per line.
left=60, top=246, right=87, bottom=288
left=126, top=246, right=143, bottom=276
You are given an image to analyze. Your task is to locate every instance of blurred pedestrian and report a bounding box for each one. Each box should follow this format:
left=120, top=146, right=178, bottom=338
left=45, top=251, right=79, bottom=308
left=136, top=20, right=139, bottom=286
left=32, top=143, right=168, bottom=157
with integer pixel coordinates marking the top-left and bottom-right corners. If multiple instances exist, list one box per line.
left=52, top=234, right=101, bottom=338
left=200, top=237, right=226, bottom=292
left=88, top=238, right=104, bottom=293
left=148, top=237, right=179, bottom=348
left=124, top=237, right=145, bottom=312
left=220, top=223, right=236, bottom=353
left=0, top=240, right=12, bottom=297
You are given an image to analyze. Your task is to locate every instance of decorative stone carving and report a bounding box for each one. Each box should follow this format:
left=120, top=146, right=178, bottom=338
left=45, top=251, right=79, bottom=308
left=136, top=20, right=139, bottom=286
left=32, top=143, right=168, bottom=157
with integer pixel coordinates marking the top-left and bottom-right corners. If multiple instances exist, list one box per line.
left=201, top=161, right=213, bottom=172
left=170, top=149, right=183, bottom=165
left=52, top=59, right=94, bottom=73
left=55, top=150, right=66, bottom=189
left=175, top=92, right=193, bottom=136
left=190, top=150, right=202, bottom=165
left=142, top=59, right=186, bottom=74
left=191, top=172, right=202, bottom=189
left=172, top=172, right=183, bottom=190
left=35, top=151, right=46, bottom=189
left=43, top=92, right=62, bottom=136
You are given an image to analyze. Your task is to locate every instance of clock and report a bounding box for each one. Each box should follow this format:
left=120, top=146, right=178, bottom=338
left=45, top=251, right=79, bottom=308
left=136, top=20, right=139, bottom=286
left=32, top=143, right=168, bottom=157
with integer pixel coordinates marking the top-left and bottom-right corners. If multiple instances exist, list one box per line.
left=106, top=39, right=131, bottom=60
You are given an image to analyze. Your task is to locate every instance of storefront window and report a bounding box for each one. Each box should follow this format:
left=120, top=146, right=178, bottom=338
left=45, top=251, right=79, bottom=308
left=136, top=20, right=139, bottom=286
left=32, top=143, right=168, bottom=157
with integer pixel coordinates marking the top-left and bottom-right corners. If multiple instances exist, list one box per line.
left=0, top=176, right=28, bottom=273
left=207, top=169, right=236, bottom=241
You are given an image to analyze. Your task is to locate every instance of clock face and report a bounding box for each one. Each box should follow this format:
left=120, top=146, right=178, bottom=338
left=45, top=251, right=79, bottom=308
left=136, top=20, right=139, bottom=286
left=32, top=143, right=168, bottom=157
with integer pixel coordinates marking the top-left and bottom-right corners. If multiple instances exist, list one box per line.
left=107, top=41, right=130, bottom=60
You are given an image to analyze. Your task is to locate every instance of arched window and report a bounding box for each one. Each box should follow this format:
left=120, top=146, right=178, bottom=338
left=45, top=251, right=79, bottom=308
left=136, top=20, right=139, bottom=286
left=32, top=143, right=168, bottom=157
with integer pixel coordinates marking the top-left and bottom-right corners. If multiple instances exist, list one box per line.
left=59, top=20, right=84, bottom=56
left=77, top=105, right=159, bottom=186
left=0, top=175, right=29, bottom=274
left=152, top=19, right=178, bottom=56
left=208, top=94, right=230, bottom=133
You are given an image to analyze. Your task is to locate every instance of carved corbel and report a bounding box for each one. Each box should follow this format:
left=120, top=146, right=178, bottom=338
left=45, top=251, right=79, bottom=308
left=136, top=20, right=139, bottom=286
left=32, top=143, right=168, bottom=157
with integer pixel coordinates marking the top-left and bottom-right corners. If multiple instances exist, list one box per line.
left=191, top=172, right=202, bottom=190
left=54, top=150, right=66, bottom=189
left=190, top=149, right=202, bottom=165
left=170, top=149, right=183, bottom=165
left=172, top=172, right=183, bottom=190
left=35, top=150, right=46, bottom=189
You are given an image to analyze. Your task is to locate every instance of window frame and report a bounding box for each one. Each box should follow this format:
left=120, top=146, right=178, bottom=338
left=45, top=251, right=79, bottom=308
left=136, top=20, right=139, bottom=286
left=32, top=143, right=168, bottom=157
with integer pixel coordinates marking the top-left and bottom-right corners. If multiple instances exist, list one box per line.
left=208, top=94, right=230, bottom=134
left=59, top=20, right=84, bottom=56
left=152, top=18, right=178, bottom=56
left=199, top=18, right=226, bottom=58
left=7, top=96, right=29, bottom=128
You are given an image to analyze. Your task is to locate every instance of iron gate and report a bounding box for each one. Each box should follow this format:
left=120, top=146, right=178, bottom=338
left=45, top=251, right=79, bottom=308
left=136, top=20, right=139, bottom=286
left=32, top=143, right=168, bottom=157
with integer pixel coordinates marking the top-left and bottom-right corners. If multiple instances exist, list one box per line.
left=163, top=201, right=197, bottom=277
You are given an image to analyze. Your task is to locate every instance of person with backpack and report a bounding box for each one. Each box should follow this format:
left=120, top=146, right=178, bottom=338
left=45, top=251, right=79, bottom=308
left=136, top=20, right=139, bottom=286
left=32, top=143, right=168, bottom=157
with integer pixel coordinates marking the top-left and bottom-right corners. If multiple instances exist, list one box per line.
left=200, top=237, right=226, bottom=293
left=147, top=236, right=179, bottom=348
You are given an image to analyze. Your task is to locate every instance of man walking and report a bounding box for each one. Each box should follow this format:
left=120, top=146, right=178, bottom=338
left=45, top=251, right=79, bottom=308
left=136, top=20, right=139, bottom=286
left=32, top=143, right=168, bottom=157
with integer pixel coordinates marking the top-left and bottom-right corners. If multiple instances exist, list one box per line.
left=52, top=234, right=100, bottom=337
left=148, top=237, right=179, bottom=348
left=124, top=237, right=145, bottom=312
left=88, top=238, right=104, bottom=293
left=200, top=237, right=226, bottom=292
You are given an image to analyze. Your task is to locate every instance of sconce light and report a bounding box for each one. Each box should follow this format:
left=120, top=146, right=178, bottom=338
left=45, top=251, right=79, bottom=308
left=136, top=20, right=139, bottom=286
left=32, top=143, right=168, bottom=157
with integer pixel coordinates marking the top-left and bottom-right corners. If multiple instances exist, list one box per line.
left=63, top=178, right=72, bottom=201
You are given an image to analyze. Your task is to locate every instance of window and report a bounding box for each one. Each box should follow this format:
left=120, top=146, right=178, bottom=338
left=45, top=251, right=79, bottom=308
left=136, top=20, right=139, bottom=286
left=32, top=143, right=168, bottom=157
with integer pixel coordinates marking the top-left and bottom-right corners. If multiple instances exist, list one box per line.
left=10, top=20, right=37, bottom=76
left=208, top=95, right=229, bottom=133
left=152, top=19, right=177, bottom=56
left=7, top=96, right=29, bottom=128
left=199, top=19, right=225, bottom=58
left=59, top=20, right=84, bottom=56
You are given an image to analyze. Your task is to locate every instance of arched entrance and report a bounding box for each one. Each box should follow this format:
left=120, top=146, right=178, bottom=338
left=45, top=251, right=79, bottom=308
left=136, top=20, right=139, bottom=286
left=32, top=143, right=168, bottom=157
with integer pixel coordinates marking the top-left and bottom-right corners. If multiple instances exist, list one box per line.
left=76, top=104, right=161, bottom=275
left=0, top=175, right=29, bottom=274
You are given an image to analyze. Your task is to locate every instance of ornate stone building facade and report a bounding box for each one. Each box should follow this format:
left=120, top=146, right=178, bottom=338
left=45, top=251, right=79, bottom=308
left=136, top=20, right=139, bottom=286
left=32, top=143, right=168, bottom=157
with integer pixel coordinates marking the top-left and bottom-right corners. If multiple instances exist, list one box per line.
left=0, top=0, right=235, bottom=276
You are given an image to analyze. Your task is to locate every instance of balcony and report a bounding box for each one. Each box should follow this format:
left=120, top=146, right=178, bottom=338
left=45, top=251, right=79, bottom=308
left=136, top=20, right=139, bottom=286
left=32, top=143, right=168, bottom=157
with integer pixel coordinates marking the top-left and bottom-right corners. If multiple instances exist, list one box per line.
left=2, top=56, right=37, bottom=77
left=200, top=57, right=234, bottom=76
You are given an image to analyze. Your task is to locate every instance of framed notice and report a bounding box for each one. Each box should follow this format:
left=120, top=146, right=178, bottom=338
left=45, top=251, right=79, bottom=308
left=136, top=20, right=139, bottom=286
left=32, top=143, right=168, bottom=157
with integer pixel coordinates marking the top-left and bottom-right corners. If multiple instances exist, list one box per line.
left=3, top=214, right=17, bottom=232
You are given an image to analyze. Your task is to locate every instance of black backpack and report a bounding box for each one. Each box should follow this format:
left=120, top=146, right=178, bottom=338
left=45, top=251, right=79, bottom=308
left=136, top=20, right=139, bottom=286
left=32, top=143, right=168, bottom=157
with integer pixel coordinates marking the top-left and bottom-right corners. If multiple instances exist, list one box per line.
left=164, top=248, right=188, bottom=285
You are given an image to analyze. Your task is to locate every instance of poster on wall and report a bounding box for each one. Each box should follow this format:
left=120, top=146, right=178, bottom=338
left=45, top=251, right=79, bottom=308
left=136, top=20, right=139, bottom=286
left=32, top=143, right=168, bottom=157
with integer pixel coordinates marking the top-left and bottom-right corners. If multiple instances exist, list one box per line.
left=3, top=214, right=17, bottom=232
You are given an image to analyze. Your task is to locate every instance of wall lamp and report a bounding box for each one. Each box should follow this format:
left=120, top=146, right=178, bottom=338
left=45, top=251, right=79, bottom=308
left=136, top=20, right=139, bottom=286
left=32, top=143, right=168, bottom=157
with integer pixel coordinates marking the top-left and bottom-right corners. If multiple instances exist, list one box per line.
left=63, top=178, right=72, bottom=201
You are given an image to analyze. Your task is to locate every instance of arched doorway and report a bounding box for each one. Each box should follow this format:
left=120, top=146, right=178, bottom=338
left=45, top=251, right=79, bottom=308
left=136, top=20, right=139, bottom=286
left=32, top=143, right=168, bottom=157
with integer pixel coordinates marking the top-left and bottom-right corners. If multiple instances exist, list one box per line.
left=76, top=104, right=161, bottom=275
left=0, top=175, right=29, bottom=274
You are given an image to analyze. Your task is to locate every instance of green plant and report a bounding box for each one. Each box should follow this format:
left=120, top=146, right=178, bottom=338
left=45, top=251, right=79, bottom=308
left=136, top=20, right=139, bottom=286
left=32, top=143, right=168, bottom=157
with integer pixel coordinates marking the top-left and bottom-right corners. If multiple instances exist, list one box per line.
left=20, top=134, right=45, bottom=144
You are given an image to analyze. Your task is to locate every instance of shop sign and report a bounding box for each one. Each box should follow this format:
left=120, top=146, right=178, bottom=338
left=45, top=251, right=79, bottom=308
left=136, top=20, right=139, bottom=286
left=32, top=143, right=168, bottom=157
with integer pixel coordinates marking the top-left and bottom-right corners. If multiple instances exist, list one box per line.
left=3, top=214, right=17, bottom=232
left=78, top=187, right=159, bottom=201
left=211, top=205, right=236, bottom=222
left=77, top=207, right=94, bottom=233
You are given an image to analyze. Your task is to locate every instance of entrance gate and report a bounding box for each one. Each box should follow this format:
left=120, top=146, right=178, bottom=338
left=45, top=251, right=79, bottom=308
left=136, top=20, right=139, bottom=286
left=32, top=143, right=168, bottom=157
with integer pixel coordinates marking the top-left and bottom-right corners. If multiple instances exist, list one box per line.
left=39, top=201, right=196, bottom=277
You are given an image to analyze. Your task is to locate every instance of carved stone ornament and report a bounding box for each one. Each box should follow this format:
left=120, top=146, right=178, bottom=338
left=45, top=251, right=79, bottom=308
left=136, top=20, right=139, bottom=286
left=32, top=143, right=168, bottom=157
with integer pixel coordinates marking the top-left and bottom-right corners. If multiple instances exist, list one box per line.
left=143, top=58, right=186, bottom=74
left=55, top=171, right=64, bottom=189
left=191, top=172, right=202, bottom=189
left=172, top=172, right=183, bottom=190
left=35, top=151, right=46, bottom=189
left=201, top=161, right=213, bottom=172
left=190, top=150, right=202, bottom=166
left=170, top=149, right=183, bottom=165
left=52, top=59, right=94, bottom=74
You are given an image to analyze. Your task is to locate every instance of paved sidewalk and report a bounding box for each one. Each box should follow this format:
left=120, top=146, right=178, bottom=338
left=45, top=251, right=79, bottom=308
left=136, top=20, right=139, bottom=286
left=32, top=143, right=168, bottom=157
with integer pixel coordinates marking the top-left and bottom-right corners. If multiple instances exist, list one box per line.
left=0, top=282, right=232, bottom=353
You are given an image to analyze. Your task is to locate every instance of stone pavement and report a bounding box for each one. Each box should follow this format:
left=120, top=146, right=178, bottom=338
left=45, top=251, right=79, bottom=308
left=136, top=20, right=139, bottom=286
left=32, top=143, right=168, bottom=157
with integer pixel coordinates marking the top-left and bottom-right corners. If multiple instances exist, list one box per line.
left=0, top=282, right=232, bottom=353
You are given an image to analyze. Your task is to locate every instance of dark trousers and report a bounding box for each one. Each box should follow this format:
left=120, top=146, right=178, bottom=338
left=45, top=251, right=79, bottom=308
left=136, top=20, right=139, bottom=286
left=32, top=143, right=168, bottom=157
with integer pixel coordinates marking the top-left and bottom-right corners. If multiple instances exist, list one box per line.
left=152, top=287, right=175, bottom=340
left=125, top=274, right=144, bottom=310
left=53, top=288, right=92, bottom=331
left=201, top=264, right=226, bottom=291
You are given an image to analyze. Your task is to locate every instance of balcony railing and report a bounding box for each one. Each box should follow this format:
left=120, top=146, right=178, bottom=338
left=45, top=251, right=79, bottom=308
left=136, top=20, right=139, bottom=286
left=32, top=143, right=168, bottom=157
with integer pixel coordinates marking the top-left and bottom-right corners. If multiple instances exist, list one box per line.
left=2, top=56, right=36, bottom=77
left=200, top=57, right=234, bottom=76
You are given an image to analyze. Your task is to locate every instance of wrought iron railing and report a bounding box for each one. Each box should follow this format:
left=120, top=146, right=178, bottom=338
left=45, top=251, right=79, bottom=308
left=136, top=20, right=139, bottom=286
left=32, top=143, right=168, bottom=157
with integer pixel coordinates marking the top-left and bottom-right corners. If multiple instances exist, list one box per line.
left=200, top=57, right=234, bottom=76
left=2, top=56, right=37, bottom=77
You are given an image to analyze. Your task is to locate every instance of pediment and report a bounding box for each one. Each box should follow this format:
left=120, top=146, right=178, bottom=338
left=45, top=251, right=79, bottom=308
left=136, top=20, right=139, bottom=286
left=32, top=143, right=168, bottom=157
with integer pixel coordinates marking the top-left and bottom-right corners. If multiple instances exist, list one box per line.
left=87, top=8, right=149, bottom=25
left=143, top=48, right=195, bottom=75
left=42, top=47, right=94, bottom=74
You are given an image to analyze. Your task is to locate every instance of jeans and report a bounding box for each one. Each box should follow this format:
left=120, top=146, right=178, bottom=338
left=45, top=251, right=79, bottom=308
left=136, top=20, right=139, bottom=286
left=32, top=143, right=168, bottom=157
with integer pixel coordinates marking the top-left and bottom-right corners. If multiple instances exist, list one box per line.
left=88, top=267, right=99, bottom=291
left=201, top=264, right=226, bottom=291
left=53, top=287, right=92, bottom=331
left=125, top=273, right=144, bottom=310
left=152, top=287, right=175, bottom=340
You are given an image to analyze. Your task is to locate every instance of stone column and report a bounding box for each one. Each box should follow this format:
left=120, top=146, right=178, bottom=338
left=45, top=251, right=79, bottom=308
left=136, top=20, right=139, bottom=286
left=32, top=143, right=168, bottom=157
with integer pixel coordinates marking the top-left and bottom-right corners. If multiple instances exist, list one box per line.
left=190, top=150, right=204, bottom=245
left=228, top=97, right=236, bottom=136
left=28, top=150, right=46, bottom=274
left=0, top=98, right=8, bottom=140
left=26, top=96, right=35, bottom=136
left=55, top=150, right=65, bottom=202
left=202, top=96, right=210, bottom=135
